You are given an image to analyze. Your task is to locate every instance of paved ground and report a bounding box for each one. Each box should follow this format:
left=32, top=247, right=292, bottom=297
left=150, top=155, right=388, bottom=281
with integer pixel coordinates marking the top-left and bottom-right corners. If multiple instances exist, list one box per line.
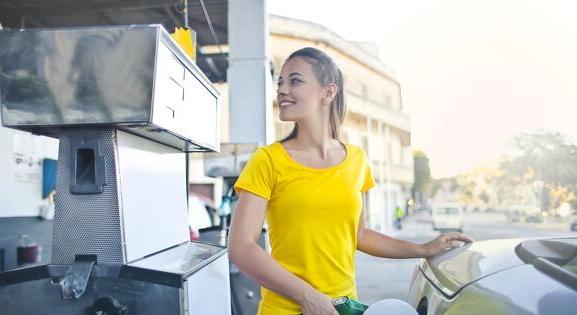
left=354, top=211, right=577, bottom=304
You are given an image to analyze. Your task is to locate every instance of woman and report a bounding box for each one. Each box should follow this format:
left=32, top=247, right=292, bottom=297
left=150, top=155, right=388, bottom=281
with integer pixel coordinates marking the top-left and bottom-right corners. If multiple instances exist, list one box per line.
left=228, top=47, right=473, bottom=315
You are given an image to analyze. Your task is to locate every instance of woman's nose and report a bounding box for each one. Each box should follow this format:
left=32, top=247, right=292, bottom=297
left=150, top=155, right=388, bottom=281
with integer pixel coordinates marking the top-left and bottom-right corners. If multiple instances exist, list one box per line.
left=277, top=82, right=289, bottom=95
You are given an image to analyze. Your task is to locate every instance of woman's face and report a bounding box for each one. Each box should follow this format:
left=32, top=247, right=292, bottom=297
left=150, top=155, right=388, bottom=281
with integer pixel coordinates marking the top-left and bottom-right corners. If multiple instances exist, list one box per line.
left=276, top=57, right=326, bottom=122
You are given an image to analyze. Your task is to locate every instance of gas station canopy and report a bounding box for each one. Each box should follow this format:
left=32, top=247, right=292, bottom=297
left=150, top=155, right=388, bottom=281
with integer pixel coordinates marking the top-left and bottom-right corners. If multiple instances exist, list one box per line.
left=0, top=0, right=228, bottom=82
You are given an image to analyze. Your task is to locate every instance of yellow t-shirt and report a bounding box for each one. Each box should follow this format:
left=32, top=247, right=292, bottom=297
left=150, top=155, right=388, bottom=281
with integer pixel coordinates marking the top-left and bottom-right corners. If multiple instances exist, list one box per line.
left=233, top=141, right=376, bottom=315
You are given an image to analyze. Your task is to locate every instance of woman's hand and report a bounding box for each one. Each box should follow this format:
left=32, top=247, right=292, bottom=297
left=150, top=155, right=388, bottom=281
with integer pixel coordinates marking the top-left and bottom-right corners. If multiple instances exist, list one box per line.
left=297, top=287, right=338, bottom=315
left=422, top=232, right=474, bottom=257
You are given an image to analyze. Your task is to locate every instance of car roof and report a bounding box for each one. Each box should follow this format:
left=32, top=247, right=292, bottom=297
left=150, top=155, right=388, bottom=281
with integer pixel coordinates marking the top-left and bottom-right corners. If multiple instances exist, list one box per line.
left=433, top=202, right=462, bottom=208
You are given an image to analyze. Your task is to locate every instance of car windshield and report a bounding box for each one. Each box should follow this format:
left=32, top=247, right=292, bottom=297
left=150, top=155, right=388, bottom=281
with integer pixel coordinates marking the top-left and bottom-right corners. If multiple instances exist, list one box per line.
left=436, top=207, right=460, bottom=215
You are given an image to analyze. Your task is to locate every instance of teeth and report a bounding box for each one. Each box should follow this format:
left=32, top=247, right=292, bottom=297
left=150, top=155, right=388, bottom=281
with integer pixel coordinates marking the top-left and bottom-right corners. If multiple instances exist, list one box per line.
left=280, top=101, right=295, bottom=107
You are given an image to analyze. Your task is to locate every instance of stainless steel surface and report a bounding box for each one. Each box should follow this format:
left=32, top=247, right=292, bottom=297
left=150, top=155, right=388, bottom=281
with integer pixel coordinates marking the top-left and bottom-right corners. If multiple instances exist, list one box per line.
left=57, top=256, right=96, bottom=299
left=0, top=242, right=231, bottom=314
left=116, top=130, right=189, bottom=262
left=126, top=242, right=226, bottom=277
left=53, top=129, right=195, bottom=265
left=0, top=24, right=220, bottom=152
left=0, top=26, right=154, bottom=125
left=185, top=253, right=232, bottom=315
left=1, top=25, right=228, bottom=312
left=52, top=128, right=125, bottom=265
left=0, top=265, right=182, bottom=315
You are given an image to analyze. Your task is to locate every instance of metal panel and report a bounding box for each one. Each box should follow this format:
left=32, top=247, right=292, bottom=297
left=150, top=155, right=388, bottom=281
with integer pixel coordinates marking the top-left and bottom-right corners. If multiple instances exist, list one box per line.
left=0, top=245, right=230, bottom=314
left=0, top=25, right=220, bottom=152
left=52, top=128, right=125, bottom=265
left=151, top=39, right=220, bottom=151
left=116, top=130, right=189, bottom=262
left=185, top=253, right=231, bottom=315
left=0, top=26, right=156, bottom=126
left=121, top=242, right=227, bottom=287
left=181, top=64, right=220, bottom=149
left=0, top=268, right=182, bottom=314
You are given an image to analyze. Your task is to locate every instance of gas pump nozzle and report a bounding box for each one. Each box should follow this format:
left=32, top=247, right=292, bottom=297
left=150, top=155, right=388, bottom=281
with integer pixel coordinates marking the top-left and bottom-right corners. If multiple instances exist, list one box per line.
left=217, top=187, right=234, bottom=247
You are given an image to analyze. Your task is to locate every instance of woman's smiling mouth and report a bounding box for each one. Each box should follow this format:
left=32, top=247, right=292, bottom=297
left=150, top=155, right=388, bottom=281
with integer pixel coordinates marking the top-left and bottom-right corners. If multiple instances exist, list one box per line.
left=279, top=100, right=296, bottom=107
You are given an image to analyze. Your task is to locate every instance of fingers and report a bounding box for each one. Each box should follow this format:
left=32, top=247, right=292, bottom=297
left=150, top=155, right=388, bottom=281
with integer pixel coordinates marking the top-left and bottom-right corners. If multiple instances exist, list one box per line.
left=444, top=232, right=474, bottom=243
left=450, top=240, right=461, bottom=247
left=300, top=291, right=339, bottom=315
left=438, top=233, right=474, bottom=251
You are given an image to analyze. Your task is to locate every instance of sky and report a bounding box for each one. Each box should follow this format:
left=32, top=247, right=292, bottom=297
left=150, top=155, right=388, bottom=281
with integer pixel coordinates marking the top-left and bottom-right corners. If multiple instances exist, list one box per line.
left=268, top=0, right=577, bottom=178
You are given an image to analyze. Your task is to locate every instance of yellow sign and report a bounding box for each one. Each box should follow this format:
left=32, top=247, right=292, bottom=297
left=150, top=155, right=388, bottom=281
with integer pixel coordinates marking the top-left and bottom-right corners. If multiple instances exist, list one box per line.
left=171, top=27, right=196, bottom=61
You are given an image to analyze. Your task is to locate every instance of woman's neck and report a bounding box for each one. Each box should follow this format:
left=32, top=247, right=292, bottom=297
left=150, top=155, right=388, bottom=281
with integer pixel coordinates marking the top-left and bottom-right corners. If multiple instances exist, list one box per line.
left=288, top=122, right=340, bottom=160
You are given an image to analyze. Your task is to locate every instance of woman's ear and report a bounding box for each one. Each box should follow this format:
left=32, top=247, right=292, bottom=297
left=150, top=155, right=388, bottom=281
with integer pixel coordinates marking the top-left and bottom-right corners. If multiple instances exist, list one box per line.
left=324, top=83, right=338, bottom=104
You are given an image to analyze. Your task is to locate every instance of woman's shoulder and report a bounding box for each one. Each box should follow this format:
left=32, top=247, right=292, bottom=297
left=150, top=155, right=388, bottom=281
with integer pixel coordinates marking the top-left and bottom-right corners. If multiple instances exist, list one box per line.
left=248, top=142, right=283, bottom=162
left=258, top=142, right=283, bottom=156
left=344, top=143, right=368, bottom=159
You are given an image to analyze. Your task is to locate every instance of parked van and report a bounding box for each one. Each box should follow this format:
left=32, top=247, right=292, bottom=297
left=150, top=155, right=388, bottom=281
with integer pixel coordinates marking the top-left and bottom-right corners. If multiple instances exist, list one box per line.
left=432, top=202, right=464, bottom=232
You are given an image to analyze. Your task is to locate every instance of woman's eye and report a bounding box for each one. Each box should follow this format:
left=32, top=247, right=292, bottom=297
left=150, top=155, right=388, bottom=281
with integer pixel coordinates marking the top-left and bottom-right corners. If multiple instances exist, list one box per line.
left=276, top=79, right=303, bottom=87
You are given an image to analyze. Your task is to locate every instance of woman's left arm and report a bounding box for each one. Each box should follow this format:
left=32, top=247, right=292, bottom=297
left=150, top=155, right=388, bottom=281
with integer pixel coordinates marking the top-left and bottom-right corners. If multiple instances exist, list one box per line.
left=356, top=196, right=474, bottom=258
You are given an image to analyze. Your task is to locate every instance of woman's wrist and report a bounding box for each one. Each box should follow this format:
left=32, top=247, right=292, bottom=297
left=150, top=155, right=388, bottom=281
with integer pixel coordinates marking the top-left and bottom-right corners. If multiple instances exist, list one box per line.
left=417, top=243, right=431, bottom=258
left=292, top=282, right=315, bottom=305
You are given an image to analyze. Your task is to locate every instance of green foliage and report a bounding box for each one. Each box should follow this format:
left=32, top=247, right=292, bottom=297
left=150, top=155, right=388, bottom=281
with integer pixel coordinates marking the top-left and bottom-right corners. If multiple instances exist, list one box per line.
left=412, top=150, right=431, bottom=196
left=501, top=131, right=577, bottom=186
left=479, top=190, right=490, bottom=203
left=499, top=130, right=577, bottom=209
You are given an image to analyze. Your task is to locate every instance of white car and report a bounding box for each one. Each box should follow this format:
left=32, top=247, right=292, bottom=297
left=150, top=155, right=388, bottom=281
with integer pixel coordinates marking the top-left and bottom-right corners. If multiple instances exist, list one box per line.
left=432, top=203, right=464, bottom=232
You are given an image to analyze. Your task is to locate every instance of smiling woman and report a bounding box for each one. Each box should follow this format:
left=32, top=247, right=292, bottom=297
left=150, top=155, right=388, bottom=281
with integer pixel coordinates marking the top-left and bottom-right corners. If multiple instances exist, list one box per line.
left=227, top=47, right=471, bottom=315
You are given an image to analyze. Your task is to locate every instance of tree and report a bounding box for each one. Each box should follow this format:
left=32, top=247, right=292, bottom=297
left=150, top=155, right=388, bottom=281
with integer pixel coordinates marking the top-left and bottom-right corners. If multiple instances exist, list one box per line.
left=479, top=190, right=490, bottom=204
left=504, top=131, right=577, bottom=185
left=500, top=130, right=577, bottom=211
left=412, top=150, right=432, bottom=200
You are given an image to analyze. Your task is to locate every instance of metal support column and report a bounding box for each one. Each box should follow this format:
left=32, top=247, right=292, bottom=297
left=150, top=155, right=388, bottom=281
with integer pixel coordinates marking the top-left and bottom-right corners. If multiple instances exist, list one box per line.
left=228, top=0, right=273, bottom=145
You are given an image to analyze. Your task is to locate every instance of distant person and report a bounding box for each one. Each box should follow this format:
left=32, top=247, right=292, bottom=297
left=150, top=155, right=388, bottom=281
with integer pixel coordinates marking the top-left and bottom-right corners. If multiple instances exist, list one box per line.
left=395, top=205, right=404, bottom=229
left=227, top=47, right=474, bottom=315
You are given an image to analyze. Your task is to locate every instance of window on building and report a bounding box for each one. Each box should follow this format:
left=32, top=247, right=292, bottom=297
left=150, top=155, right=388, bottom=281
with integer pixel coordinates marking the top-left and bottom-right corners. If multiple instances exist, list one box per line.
left=381, top=91, right=389, bottom=107
left=361, top=83, right=368, bottom=100
left=391, top=134, right=402, bottom=165
left=372, top=160, right=380, bottom=182
left=361, top=136, right=368, bottom=154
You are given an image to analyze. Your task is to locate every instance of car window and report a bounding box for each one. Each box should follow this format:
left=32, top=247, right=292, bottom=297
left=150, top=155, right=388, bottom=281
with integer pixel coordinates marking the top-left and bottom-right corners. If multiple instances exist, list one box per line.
left=436, top=207, right=460, bottom=215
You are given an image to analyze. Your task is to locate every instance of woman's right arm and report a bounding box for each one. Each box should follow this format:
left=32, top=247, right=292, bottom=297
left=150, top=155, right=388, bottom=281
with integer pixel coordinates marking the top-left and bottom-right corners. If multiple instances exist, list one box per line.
left=227, top=190, right=337, bottom=315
